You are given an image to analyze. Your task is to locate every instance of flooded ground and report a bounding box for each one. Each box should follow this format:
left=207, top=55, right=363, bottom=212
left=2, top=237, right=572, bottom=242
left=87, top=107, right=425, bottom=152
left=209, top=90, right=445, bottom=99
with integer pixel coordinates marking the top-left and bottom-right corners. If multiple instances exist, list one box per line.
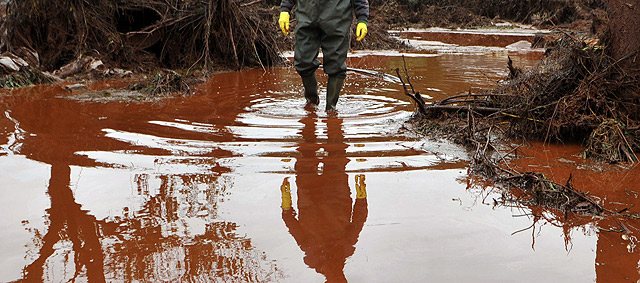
left=1, top=29, right=638, bottom=282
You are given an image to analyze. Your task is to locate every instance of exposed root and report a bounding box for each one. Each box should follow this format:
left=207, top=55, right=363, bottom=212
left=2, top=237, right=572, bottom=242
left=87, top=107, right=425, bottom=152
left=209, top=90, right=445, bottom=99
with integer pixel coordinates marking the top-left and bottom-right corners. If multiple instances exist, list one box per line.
left=461, top=129, right=637, bottom=234
left=499, top=172, right=602, bottom=215
left=1, top=0, right=283, bottom=73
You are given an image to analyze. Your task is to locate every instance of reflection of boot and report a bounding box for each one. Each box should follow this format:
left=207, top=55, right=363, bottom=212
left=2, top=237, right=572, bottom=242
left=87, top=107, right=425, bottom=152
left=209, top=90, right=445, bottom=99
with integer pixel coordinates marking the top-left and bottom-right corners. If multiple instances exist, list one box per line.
left=301, top=75, right=319, bottom=105
left=326, top=76, right=345, bottom=112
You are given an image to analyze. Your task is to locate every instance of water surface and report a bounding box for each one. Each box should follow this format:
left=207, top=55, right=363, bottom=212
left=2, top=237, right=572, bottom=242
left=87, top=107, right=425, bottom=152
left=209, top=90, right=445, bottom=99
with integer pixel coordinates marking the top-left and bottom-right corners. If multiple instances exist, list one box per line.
left=1, top=30, right=637, bottom=282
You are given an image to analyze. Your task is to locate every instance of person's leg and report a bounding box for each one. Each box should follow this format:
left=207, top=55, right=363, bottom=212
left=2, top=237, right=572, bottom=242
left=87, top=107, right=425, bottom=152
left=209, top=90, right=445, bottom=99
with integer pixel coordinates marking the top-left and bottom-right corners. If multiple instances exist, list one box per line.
left=320, top=18, right=351, bottom=111
left=325, top=76, right=344, bottom=111
left=301, top=74, right=319, bottom=105
left=294, top=22, right=322, bottom=104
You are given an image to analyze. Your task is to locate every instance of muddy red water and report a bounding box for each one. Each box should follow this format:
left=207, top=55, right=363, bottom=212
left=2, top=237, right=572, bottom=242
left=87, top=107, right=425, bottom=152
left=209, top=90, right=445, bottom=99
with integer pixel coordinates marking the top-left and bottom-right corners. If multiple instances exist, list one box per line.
left=1, top=31, right=638, bottom=282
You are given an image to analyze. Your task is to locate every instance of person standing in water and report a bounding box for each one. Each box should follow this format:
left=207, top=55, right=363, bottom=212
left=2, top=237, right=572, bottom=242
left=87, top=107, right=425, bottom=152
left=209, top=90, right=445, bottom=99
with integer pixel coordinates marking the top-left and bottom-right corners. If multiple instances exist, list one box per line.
left=278, top=0, right=369, bottom=111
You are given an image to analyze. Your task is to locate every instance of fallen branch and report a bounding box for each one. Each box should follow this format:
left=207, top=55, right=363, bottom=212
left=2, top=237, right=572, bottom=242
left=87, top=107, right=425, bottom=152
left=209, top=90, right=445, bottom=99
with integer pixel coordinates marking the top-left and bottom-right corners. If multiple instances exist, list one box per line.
left=426, top=104, right=502, bottom=113
left=241, top=0, right=263, bottom=7
left=395, top=56, right=427, bottom=116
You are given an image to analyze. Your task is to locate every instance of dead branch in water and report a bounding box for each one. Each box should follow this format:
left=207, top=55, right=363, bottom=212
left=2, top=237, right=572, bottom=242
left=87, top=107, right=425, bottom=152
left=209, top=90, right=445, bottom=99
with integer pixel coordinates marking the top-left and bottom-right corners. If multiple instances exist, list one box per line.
left=395, top=56, right=427, bottom=115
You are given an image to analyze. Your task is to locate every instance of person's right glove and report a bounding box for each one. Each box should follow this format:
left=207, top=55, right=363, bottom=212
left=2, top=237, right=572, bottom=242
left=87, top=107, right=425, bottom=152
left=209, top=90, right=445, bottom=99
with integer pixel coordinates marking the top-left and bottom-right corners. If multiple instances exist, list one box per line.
left=278, top=12, right=290, bottom=36
left=356, top=22, right=368, bottom=41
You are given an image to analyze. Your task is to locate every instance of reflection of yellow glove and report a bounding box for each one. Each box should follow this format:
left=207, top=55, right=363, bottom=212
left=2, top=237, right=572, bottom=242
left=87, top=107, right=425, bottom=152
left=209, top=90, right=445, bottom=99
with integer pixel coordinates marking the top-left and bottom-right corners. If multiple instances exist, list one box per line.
left=281, top=177, right=292, bottom=210
left=355, top=174, right=367, bottom=199
left=356, top=22, right=368, bottom=41
left=278, top=12, right=290, bottom=36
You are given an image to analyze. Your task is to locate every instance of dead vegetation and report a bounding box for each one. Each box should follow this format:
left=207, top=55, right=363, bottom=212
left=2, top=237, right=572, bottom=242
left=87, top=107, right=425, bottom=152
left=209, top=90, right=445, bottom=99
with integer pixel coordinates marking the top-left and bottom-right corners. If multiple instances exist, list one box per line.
left=129, top=70, right=193, bottom=97
left=585, top=119, right=637, bottom=163
left=0, top=0, right=283, bottom=89
left=372, top=0, right=607, bottom=31
left=412, top=35, right=639, bottom=163
left=0, top=67, right=59, bottom=88
left=402, top=33, right=639, bottom=231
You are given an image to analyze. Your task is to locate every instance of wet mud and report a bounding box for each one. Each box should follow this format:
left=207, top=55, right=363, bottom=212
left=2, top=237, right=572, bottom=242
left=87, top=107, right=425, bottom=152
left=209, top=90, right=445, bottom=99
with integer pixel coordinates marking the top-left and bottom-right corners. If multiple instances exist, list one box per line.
left=1, top=31, right=637, bottom=282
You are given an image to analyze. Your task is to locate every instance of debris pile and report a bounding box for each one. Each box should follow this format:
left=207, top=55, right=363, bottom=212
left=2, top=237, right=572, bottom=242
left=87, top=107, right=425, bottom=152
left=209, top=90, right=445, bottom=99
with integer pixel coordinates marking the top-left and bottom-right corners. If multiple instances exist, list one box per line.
left=405, top=34, right=638, bottom=226
left=417, top=35, right=639, bottom=163
left=129, top=70, right=192, bottom=97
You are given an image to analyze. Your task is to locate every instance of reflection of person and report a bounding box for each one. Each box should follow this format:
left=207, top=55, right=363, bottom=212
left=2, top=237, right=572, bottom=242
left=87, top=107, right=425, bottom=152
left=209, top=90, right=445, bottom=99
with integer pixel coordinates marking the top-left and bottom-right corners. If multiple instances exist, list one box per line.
left=278, top=0, right=369, bottom=111
left=281, top=113, right=367, bottom=282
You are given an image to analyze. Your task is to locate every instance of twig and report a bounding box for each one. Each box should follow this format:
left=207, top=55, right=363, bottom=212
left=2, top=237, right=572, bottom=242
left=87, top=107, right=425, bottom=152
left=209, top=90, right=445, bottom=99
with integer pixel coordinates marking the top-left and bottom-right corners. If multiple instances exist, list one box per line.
left=395, top=68, right=427, bottom=115
left=402, top=55, right=416, bottom=94
left=425, top=104, right=501, bottom=113
left=438, top=93, right=518, bottom=105
left=229, top=21, right=239, bottom=68
left=512, top=220, right=537, bottom=236
left=241, top=0, right=263, bottom=7
left=437, top=99, right=487, bottom=105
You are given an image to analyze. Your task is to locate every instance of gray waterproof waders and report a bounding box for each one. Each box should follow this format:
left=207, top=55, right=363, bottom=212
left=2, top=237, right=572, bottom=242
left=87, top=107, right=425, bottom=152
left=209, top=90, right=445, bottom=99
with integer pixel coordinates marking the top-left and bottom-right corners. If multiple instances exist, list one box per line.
left=301, top=74, right=319, bottom=105
left=326, top=76, right=344, bottom=111
left=290, top=0, right=353, bottom=111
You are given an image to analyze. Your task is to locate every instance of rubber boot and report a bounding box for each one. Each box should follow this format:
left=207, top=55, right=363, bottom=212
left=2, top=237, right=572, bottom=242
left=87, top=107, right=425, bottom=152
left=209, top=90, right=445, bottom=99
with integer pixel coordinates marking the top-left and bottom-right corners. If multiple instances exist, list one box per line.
left=301, top=75, right=319, bottom=105
left=326, top=76, right=345, bottom=112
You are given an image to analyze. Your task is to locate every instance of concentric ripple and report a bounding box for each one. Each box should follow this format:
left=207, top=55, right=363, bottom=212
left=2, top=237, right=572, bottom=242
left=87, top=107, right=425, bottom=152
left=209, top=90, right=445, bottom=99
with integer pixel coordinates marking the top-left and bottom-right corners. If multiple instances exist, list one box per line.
left=68, top=65, right=466, bottom=176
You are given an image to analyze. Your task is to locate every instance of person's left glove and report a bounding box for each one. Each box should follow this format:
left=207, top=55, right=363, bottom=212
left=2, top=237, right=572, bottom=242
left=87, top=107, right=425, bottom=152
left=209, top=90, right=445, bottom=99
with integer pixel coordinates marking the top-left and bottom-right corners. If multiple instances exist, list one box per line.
left=281, top=177, right=292, bottom=210
left=356, top=22, right=368, bottom=41
left=278, top=12, right=290, bottom=36
left=355, top=174, right=367, bottom=199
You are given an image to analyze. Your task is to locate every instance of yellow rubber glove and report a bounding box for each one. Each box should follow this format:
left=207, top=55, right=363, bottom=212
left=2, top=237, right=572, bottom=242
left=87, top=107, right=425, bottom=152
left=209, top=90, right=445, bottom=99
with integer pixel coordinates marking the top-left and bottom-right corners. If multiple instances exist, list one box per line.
left=356, top=22, right=368, bottom=41
left=281, top=177, right=292, bottom=210
left=355, top=174, right=367, bottom=199
left=278, top=12, right=290, bottom=36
